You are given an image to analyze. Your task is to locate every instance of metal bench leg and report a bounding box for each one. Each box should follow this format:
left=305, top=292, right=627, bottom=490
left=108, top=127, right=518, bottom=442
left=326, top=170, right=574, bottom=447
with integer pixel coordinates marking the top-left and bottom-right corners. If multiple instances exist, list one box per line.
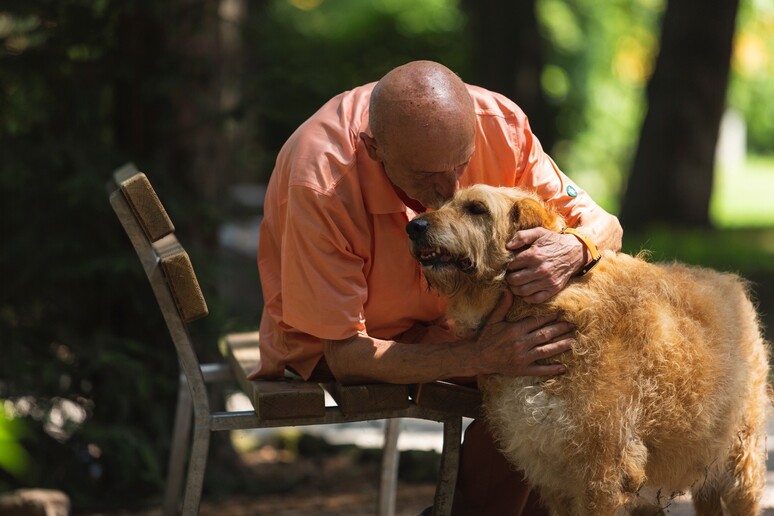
left=377, top=418, right=402, bottom=516
left=164, top=374, right=193, bottom=516
left=432, top=417, right=462, bottom=516
left=180, top=420, right=211, bottom=516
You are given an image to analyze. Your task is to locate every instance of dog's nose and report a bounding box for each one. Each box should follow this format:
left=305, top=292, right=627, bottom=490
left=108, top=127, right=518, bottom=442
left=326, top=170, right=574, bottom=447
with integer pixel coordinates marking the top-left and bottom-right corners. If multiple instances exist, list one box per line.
left=406, top=218, right=430, bottom=241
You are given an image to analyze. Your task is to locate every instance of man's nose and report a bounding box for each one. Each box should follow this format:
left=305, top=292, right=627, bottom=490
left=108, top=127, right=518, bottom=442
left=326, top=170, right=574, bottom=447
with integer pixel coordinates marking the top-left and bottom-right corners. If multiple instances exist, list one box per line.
left=406, top=218, right=430, bottom=241
left=437, top=173, right=459, bottom=199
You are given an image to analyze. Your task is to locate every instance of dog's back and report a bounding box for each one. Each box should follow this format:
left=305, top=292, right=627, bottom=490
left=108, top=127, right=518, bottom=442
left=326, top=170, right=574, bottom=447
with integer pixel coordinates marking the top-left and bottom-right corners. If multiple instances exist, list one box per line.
left=408, top=184, right=770, bottom=514
left=482, top=252, right=770, bottom=514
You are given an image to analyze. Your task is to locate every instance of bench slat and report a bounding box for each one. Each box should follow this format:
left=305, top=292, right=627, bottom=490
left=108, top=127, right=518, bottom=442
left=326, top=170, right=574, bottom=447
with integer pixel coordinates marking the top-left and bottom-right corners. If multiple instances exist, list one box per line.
left=115, top=169, right=175, bottom=242
left=326, top=383, right=410, bottom=416
left=223, top=332, right=326, bottom=420
left=252, top=380, right=327, bottom=420
left=158, top=246, right=208, bottom=323
left=411, top=382, right=482, bottom=419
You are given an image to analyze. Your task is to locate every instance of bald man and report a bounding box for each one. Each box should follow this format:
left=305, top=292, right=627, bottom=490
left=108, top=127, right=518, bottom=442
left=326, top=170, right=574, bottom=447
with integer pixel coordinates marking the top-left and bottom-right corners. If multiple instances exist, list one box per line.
left=250, top=61, right=622, bottom=514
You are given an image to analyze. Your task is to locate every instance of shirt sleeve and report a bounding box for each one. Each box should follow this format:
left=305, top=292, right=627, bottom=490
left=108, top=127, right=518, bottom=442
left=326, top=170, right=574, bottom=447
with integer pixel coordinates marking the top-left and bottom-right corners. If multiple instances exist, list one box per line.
left=280, top=185, right=368, bottom=340
left=512, top=115, right=605, bottom=230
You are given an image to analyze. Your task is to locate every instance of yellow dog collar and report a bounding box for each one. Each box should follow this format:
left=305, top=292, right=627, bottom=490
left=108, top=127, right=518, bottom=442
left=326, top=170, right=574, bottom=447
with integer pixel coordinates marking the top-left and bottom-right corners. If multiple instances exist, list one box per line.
left=560, top=227, right=601, bottom=276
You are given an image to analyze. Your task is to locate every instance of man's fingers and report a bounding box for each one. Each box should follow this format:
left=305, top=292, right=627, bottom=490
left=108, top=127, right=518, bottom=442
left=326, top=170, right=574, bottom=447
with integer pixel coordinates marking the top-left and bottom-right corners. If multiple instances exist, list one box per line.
left=506, top=227, right=544, bottom=250
left=522, top=290, right=555, bottom=305
left=486, top=290, right=514, bottom=325
left=524, top=363, right=568, bottom=377
left=528, top=323, right=575, bottom=347
left=507, top=274, right=545, bottom=296
left=521, top=335, right=575, bottom=376
left=507, top=270, right=565, bottom=304
left=513, top=312, right=562, bottom=334
left=506, top=245, right=539, bottom=271
left=530, top=333, right=575, bottom=356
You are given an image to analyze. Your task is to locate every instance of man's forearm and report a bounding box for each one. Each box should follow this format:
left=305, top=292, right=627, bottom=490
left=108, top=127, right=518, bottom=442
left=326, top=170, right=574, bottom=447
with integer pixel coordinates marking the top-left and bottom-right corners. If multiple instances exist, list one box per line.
left=322, top=301, right=576, bottom=385
left=577, top=208, right=623, bottom=254
left=322, top=333, right=479, bottom=385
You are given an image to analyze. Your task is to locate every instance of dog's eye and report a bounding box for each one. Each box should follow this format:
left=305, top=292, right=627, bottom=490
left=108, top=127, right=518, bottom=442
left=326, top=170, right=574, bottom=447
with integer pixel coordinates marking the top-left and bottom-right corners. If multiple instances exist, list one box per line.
left=465, top=201, right=488, bottom=215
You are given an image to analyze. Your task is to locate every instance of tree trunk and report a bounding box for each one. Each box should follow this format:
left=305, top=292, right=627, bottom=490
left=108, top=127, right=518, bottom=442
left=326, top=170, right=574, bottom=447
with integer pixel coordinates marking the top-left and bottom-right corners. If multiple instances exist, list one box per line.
left=113, top=0, right=241, bottom=202
left=620, top=0, right=739, bottom=230
left=460, top=0, right=557, bottom=151
left=163, top=0, right=229, bottom=202
left=114, top=6, right=164, bottom=160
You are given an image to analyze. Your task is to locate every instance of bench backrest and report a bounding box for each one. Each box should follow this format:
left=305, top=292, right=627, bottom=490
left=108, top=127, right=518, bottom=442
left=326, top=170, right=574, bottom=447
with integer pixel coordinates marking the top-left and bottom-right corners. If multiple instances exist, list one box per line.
left=109, top=163, right=210, bottom=411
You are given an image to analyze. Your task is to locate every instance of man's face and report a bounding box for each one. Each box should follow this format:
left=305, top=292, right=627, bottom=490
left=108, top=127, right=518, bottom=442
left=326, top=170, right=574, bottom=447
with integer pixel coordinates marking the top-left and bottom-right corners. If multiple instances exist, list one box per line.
left=383, top=157, right=471, bottom=210
left=378, top=135, right=475, bottom=210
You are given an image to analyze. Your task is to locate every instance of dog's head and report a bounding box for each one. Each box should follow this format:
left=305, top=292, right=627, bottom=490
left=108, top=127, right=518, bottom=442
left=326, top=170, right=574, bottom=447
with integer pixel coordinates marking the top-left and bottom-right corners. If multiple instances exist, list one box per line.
left=406, top=185, right=564, bottom=296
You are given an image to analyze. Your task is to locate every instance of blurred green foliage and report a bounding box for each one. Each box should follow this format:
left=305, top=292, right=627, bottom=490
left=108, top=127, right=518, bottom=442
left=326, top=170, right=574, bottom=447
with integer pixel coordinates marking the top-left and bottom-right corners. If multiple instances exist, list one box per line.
left=0, top=405, right=32, bottom=485
left=624, top=228, right=774, bottom=274
left=728, top=0, right=774, bottom=155
left=0, top=0, right=233, bottom=508
left=1, top=0, right=773, bottom=510
left=536, top=0, right=774, bottom=212
left=537, top=0, right=663, bottom=210
left=241, top=0, right=470, bottom=182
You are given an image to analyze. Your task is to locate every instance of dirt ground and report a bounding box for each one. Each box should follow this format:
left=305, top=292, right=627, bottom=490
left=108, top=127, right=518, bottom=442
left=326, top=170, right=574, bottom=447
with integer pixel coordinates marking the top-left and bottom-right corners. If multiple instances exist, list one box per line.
left=195, top=448, right=437, bottom=516
left=85, top=433, right=774, bottom=516
left=192, top=486, right=436, bottom=516
left=92, top=446, right=437, bottom=516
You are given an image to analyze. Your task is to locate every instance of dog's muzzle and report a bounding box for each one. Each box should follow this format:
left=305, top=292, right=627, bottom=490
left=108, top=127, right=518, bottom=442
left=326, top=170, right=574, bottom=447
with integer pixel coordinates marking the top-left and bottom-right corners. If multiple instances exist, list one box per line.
left=406, top=218, right=476, bottom=273
left=406, top=218, right=429, bottom=241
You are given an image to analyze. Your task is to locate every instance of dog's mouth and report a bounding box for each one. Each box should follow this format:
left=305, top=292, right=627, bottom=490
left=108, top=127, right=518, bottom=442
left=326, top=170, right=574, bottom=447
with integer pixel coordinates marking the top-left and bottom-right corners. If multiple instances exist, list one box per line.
left=417, top=246, right=476, bottom=274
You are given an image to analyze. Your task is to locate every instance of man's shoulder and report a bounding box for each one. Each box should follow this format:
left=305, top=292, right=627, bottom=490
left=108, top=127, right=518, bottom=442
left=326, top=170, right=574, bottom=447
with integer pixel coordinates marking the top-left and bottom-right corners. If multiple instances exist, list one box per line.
left=466, top=84, right=527, bottom=122
left=277, top=83, right=376, bottom=193
left=317, top=82, right=375, bottom=129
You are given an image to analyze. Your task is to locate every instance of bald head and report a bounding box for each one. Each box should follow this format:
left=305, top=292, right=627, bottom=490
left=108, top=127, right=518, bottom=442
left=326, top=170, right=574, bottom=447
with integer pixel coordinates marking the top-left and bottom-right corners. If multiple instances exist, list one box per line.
left=361, top=61, right=477, bottom=209
left=369, top=61, right=476, bottom=161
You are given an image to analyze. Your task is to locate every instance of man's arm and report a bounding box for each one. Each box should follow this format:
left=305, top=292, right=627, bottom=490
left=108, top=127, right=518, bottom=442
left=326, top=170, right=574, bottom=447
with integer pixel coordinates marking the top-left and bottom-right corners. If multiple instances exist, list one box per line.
left=572, top=205, right=624, bottom=255
left=322, top=292, right=575, bottom=384
left=505, top=208, right=622, bottom=304
left=500, top=101, right=623, bottom=303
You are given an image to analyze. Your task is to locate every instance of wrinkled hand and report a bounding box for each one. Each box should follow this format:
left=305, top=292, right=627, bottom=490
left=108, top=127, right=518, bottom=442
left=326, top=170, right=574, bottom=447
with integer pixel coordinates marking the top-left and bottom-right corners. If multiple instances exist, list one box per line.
left=505, top=227, right=585, bottom=304
left=474, top=291, right=575, bottom=377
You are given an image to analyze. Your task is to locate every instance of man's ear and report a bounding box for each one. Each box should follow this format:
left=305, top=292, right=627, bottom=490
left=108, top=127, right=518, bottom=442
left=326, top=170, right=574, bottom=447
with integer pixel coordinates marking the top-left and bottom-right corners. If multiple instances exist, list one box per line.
left=360, top=132, right=381, bottom=162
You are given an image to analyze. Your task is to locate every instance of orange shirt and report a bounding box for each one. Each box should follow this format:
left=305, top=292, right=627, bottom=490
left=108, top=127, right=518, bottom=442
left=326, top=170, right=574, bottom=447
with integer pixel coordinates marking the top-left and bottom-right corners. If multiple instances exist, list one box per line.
left=250, top=83, right=607, bottom=380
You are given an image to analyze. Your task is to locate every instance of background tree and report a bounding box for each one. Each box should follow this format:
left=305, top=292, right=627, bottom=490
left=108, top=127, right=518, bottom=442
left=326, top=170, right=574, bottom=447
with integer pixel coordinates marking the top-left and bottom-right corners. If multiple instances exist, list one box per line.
left=241, top=0, right=469, bottom=182
left=0, top=0, right=244, bottom=506
left=460, top=0, right=557, bottom=151
left=620, top=0, right=741, bottom=229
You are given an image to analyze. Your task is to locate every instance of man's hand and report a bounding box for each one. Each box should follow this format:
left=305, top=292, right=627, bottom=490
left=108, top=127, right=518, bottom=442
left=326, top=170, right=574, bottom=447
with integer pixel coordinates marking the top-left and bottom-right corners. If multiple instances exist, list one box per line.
left=473, top=291, right=574, bottom=377
left=505, top=227, right=585, bottom=304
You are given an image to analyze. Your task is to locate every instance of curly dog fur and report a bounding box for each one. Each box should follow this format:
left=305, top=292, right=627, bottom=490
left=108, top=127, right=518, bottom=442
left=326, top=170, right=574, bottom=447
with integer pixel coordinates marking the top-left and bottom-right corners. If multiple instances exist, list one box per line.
left=407, top=184, right=770, bottom=515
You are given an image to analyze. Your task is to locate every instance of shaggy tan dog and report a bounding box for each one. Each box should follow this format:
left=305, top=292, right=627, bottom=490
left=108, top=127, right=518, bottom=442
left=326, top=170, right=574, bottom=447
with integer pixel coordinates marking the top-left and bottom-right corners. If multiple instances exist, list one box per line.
left=407, top=184, right=770, bottom=515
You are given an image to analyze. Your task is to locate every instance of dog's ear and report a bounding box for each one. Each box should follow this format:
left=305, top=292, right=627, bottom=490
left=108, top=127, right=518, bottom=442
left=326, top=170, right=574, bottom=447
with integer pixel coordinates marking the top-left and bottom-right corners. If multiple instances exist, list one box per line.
left=510, top=197, right=561, bottom=231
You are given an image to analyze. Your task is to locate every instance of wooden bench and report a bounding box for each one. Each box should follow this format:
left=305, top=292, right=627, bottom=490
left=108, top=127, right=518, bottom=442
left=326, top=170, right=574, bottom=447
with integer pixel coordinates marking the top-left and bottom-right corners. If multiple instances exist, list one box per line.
left=109, top=163, right=482, bottom=515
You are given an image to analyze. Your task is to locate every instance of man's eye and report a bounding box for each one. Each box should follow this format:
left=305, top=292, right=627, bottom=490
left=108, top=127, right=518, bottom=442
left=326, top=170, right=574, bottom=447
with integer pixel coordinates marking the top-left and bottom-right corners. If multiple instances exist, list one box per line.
left=465, top=202, right=488, bottom=215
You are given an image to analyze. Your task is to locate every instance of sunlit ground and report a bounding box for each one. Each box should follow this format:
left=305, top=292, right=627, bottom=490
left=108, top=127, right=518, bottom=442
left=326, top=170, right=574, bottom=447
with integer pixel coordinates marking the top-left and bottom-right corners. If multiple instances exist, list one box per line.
left=712, top=155, right=774, bottom=227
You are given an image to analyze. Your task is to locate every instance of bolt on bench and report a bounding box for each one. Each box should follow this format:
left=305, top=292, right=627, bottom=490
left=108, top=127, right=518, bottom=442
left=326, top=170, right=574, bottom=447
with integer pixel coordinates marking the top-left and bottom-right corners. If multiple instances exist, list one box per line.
left=108, top=163, right=482, bottom=515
